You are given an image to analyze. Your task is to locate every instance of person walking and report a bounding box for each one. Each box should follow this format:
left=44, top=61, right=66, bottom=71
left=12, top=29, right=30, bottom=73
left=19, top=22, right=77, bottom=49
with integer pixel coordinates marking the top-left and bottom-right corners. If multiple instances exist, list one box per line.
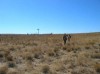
left=63, top=34, right=68, bottom=45
left=68, top=34, right=71, bottom=42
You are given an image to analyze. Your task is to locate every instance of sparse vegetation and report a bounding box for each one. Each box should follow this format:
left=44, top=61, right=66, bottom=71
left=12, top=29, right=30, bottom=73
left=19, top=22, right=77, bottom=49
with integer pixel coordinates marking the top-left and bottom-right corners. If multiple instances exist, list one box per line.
left=0, top=33, right=99, bottom=74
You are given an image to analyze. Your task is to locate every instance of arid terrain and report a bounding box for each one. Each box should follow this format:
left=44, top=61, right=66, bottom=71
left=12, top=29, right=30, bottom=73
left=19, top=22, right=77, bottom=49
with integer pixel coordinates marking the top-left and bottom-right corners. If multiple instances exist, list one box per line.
left=0, top=33, right=100, bottom=74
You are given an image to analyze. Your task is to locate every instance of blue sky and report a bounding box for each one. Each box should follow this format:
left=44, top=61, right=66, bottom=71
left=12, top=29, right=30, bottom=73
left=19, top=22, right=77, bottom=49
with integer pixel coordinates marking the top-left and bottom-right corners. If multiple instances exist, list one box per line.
left=0, top=0, right=100, bottom=34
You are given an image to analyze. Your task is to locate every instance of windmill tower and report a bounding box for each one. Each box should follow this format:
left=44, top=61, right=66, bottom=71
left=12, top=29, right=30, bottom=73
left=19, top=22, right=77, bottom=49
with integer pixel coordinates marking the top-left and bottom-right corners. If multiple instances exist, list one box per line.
left=37, top=29, right=40, bottom=34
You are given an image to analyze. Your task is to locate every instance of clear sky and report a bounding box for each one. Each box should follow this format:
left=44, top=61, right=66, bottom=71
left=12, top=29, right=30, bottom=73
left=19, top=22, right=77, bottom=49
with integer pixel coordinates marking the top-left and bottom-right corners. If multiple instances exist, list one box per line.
left=0, top=0, right=100, bottom=34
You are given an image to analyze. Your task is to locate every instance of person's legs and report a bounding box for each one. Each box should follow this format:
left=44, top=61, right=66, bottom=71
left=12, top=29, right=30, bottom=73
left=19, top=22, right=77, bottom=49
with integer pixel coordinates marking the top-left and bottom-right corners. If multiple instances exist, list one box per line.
left=68, top=37, right=70, bottom=42
left=64, top=40, right=66, bottom=45
left=69, top=38, right=70, bottom=42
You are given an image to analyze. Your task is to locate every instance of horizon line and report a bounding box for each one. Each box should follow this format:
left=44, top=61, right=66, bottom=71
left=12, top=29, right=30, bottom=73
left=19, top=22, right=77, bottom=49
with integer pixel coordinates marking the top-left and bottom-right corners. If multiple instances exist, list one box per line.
left=0, top=32, right=100, bottom=35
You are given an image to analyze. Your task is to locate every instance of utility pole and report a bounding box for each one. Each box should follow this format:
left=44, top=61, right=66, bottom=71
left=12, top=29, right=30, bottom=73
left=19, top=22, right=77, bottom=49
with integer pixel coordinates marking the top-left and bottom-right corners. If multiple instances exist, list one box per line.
left=37, top=29, right=39, bottom=34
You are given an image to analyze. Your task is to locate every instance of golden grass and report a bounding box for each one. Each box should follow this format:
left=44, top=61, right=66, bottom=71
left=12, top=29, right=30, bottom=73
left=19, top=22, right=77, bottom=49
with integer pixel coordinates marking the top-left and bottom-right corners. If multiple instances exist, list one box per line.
left=0, top=63, right=8, bottom=74
left=7, top=68, right=18, bottom=74
left=0, top=33, right=100, bottom=74
left=94, top=63, right=100, bottom=73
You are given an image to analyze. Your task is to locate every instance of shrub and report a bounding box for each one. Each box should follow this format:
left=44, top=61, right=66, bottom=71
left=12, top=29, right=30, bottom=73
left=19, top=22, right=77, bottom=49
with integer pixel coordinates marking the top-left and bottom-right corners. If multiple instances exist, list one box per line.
left=0, top=63, right=8, bottom=74
left=54, top=47, right=59, bottom=53
left=42, top=65, right=50, bottom=74
left=9, top=47, right=16, bottom=51
left=0, top=51, right=6, bottom=58
left=72, top=47, right=81, bottom=53
left=85, top=46, right=90, bottom=49
left=7, top=55, right=13, bottom=61
left=33, top=43, right=38, bottom=46
left=8, top=62, right=16, bottom=68
left=0, top=53, right=3, bottom=58
left=89, top=41, right=95, bottom=45
left=34, top=52, right=40, bottom=59
left=94, top=63, right=100, bottom=73
left=27, top=56, right=33, bottom=61
left=48, top=51, right=55, bottom=57
left=91, top=53, right=100, bottom=59
left=62, top=46, right=67, bottom=50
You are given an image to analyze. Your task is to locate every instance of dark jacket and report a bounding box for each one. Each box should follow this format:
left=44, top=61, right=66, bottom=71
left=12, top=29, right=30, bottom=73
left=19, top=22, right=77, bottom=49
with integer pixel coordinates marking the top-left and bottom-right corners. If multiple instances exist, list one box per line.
left=63, top=35, right=67, bottom=40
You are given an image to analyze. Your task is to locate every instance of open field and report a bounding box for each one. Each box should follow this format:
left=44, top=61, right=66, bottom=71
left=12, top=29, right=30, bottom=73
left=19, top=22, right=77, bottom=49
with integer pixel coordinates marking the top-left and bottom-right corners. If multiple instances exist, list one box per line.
left=0, top=33, right=100, bottom=74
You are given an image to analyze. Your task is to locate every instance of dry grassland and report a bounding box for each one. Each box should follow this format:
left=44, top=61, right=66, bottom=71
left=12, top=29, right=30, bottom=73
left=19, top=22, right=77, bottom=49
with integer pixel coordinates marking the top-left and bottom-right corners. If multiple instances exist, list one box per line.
left=0, top=33, right=100, bottom=74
